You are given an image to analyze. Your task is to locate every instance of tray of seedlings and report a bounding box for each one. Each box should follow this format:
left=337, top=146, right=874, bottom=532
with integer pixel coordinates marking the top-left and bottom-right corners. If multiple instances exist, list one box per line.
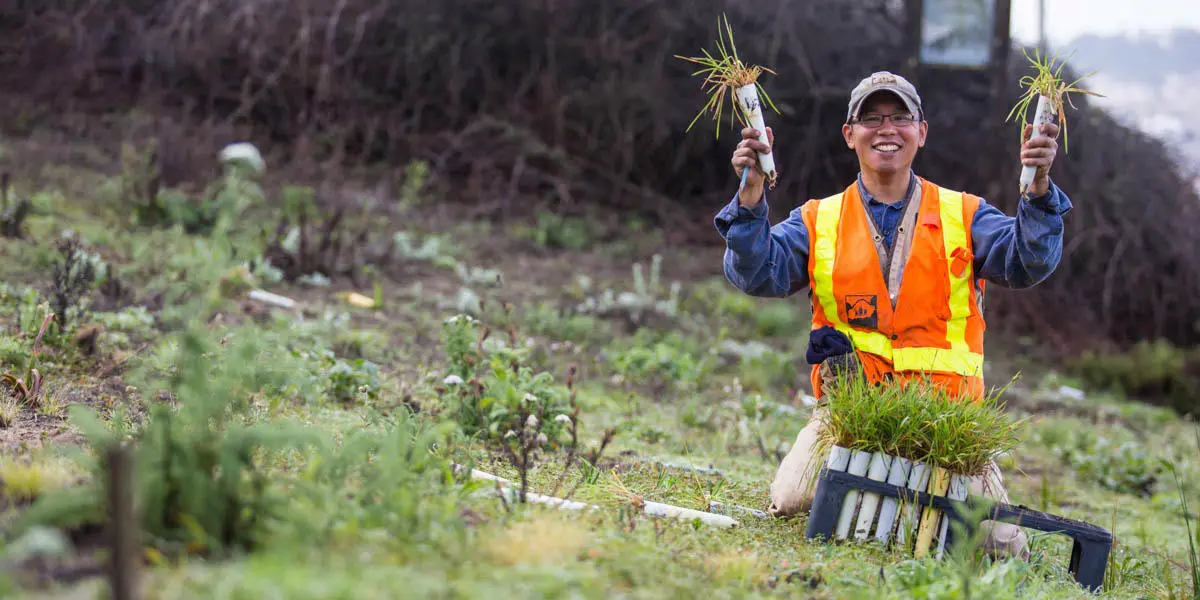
left=802, top=372, right=1113, bottom=592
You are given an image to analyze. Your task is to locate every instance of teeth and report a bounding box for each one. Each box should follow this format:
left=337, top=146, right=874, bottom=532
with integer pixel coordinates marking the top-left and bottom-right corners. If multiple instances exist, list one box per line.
left=874, top=144, right=900, bottom=152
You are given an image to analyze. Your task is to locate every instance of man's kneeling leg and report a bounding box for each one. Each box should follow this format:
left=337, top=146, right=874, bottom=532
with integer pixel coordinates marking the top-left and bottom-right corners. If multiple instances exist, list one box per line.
left=767, top=409, right=826, bottom=517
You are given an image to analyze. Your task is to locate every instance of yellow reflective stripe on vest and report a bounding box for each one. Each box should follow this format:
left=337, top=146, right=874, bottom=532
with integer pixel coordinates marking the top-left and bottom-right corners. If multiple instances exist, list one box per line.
left=813, top=192, right=894, bottom=361
left=890, top=187, right=982, bottom=377
left=892, top=346, right=983, bottom=375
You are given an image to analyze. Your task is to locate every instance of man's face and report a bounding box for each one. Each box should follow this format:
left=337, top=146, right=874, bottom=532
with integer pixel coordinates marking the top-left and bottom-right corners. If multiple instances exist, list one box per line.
left=841, top=93, right=927, bottom=175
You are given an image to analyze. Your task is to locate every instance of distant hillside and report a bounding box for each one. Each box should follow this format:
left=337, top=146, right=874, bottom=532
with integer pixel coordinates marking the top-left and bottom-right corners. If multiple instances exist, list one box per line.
left=1065, top=28, right=1200, bottom=83
left=1058, top=28, right=1200, bottom=174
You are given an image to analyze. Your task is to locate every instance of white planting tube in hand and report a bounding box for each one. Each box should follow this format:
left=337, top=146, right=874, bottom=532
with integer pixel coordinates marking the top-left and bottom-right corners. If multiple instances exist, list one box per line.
left=1019, top=94, right=1052, bottom=195
left=735, top=83, right=777, bottom=185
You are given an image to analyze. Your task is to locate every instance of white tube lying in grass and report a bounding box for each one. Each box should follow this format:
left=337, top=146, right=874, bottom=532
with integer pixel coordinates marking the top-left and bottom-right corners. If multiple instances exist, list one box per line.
left=735, top=83, right=777, bottom=185
left=248, top=289, right=297, bottom=309
left=936, top=474, right=971, bottom=559
left=836, top=450, right=872, bottom=539
left=644, top=501, right=737, bottom=528
left=467, top=468, right=595, bottom=512
left=875, top=456, right=913, bottom=545
left=897, top=461, right=931, bottom=546
left=1019, top=94, right=1052, bottom=195
left=461, top=466, right=738, bottom=528
left=709, top=501, right=768, bottom=519
left=854, top=452, right=893, bottom=540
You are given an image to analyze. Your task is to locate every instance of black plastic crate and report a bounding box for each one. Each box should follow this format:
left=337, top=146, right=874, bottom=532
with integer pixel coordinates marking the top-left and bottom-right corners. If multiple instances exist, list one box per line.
left=803, top=467, right=1113, bottom=592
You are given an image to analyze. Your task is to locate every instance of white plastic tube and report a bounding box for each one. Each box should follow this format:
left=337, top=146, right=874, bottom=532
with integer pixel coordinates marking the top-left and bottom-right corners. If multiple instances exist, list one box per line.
left=735, top=83, right=777, bottom=184
left=1019, top=94, right=1052, bottom=194
left=248, top=289, right=297, bottom=309
left=826, top=445, right=853, bottom=472
left=875, top=456, right=913, bottom=545
left=854, top=452, right=893, bottom=540
left=836, top=450, right=872, bottom=539
left=461, top=466, right=738, bottom=528
left=936, top=474, right=972, bottom=558
left=896, top=461, right=931, bottom=546
left=644, top=501, right=738, bottom=529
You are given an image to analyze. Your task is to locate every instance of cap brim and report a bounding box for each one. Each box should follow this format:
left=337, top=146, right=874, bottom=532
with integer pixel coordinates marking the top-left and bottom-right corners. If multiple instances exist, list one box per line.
left=848, top=88, right=921, bottom=120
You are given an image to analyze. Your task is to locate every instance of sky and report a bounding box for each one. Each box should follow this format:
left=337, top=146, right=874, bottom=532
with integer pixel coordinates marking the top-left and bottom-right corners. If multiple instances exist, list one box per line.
left=1008, top=0, right=1200, bottom=46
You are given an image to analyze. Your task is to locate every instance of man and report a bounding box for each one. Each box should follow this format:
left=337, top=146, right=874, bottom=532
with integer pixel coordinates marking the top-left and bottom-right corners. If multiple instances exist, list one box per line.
left=714, top=71, right=1070, bottom=560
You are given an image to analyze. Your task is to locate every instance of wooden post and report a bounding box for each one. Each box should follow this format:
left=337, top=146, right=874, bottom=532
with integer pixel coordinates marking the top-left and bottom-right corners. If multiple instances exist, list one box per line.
left=106, top=444, right=139, bottom=600
left=902, top=0, right=925, bottom=85
left=987, top=0, right=1015, bottom=205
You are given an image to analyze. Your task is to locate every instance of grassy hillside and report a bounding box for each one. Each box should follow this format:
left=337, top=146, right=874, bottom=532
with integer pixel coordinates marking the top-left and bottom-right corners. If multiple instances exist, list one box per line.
left=0, top=132, right=1197, bottom=599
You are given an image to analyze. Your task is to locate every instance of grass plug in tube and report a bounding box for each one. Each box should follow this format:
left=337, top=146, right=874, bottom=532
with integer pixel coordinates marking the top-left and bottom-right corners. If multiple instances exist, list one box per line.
left=676, top=13, right=781, bottom=188
left=1006, top=49, right=1103, bottom=199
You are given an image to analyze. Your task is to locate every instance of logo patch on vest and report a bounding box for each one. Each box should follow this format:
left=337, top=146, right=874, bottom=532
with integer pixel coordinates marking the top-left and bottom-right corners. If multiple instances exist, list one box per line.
left=845, top=294, right=879, bottom=329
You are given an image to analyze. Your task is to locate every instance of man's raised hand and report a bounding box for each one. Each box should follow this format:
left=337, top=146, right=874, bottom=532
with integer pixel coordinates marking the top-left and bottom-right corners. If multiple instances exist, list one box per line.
left=732, top=126, right=773, bottom=207
left=1021, top=122, right=1060, bottom=197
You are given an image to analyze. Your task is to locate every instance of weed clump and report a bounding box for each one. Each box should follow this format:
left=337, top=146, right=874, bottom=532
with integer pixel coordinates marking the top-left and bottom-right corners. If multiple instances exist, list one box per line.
left=438, top=314, right=573, bottom=450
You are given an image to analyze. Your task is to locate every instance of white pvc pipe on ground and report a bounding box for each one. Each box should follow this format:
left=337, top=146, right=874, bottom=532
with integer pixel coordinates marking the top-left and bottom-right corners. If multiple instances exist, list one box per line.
left=460, top=465, right=738, bottom=528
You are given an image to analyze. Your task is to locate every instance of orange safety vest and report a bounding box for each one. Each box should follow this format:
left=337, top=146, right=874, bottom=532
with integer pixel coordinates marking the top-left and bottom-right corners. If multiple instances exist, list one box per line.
left=800, top=177, right=987, bottom=401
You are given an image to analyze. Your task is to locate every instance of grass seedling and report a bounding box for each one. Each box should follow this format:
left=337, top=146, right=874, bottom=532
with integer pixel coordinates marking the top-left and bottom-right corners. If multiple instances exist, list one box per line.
left=676, top=13, right=781, bottom=186
left=814, top=372, right=1026, bottom=478
left=1005, top=48, right=1103, bottom=197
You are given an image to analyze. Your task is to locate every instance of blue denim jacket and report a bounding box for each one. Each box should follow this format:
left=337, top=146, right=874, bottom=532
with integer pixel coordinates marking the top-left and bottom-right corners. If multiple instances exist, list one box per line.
left=713, top=172, right=1073, bottom=297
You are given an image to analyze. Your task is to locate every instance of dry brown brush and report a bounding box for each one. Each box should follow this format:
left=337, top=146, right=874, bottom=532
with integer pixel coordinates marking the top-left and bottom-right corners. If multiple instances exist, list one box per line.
left=1, top=0, right=1198, bottom=351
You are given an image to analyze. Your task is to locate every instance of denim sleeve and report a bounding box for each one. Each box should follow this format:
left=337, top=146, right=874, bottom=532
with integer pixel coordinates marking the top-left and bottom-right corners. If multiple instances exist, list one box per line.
left=713, top=192, right=811, bottom=297
left=970, top=180, right=1073, bottom=289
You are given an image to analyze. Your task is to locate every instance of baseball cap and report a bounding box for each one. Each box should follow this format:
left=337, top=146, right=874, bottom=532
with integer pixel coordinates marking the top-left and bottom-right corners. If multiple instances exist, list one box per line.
left=846, top=71, right=923, bottom=122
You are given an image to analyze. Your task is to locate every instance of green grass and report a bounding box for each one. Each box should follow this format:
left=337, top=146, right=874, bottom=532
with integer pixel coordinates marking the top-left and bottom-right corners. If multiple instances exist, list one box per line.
left=816, top=373, right=1026, bottom=477
left=0, top=130, right=1197, bottom=600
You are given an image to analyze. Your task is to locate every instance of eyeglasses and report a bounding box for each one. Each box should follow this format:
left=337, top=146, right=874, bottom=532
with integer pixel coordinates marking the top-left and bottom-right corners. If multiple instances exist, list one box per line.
left=853, top=113, right=920, bottom=128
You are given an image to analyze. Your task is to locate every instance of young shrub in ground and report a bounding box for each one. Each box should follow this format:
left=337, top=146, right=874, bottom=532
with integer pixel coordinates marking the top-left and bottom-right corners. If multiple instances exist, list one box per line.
left=284, top=406, right=466, bottom=554
left=438, top=314, right=573, bottom=448
left=12, top=323, right=322, bottom=559
left=49, top=234, right=102, bottom=333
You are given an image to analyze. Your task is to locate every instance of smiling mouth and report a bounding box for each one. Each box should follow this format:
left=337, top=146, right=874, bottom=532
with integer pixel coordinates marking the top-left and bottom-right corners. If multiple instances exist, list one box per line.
left=872, top=143, right=902, bottom=154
